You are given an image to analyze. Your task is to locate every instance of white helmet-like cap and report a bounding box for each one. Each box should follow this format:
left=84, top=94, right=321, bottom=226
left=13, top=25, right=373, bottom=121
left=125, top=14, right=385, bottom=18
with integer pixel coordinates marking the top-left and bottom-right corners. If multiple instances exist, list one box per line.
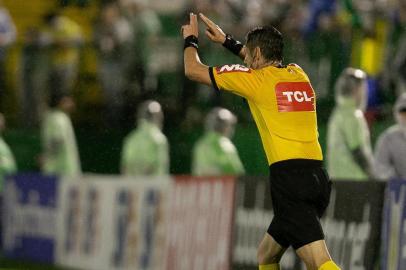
left=205, top=107, right=237, bottom=138
left=137, top=100, right=164, bottom=129
left=335, top=67, right=367, bottom=110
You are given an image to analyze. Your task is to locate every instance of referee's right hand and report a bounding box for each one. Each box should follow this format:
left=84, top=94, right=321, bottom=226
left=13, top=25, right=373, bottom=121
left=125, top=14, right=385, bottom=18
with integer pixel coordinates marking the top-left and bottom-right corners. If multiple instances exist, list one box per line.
left=182, top=13, right=199, bottom=39
left=199, top=13, right=226, bottom=44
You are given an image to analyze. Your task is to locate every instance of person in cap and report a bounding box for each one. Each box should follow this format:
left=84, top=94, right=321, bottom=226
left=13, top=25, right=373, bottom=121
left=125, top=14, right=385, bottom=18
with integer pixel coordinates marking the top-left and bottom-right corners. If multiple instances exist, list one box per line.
left=41, top=93, right=81, bottom=177
left=374, top=93, right=406, bottom=180
left=121, top=100, right=169, bottom=176
left=327, top=67, right=374, bottom=180
left=192, top=107, right=244, bottom=176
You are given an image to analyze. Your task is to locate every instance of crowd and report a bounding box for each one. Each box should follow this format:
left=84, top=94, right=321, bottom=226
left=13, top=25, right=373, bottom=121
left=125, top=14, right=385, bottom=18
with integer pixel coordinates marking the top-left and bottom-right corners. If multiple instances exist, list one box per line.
left=0, top=96, right=244, bottom=184
left=16, top=0, right=162, bottom=128
left=0, top=0, right=405, bottom=188
left=2, top=0, right=403, bottom=127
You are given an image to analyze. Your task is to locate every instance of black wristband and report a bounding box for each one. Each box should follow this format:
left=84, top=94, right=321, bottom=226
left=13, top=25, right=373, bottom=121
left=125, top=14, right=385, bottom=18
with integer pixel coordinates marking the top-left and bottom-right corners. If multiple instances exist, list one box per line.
left=222, top=34, right=243, bottom=56
left=184, top=35, right=198, bottom=50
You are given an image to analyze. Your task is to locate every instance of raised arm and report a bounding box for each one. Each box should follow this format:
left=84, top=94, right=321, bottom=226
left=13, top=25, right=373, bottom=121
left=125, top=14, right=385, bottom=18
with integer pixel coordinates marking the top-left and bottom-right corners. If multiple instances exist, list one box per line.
left=199, top=13, right=246, bottom=60
left=182, top=13, right=211, bottom=85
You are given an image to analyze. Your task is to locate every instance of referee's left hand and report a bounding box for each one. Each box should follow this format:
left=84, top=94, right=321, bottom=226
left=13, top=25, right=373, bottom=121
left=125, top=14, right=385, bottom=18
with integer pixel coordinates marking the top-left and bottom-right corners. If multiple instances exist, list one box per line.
left=182, top=13, right=198, bottom=39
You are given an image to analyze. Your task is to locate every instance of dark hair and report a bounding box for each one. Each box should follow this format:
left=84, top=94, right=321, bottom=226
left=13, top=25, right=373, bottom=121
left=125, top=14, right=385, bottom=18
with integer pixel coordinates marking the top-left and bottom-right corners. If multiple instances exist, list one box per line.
left=246, top=26, right=283, bottom=62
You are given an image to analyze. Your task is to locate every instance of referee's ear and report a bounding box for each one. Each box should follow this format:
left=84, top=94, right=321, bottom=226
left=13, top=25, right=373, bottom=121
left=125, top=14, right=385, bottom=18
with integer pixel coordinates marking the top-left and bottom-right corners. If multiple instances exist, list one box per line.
left=253, top=47, right=262, bottom=61
left=251, top=46, right=263, bottom=68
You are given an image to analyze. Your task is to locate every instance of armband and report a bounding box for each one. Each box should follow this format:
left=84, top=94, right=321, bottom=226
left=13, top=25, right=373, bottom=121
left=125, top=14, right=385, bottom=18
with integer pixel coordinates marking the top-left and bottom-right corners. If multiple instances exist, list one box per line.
left=184, top=35, right=198, bottom=50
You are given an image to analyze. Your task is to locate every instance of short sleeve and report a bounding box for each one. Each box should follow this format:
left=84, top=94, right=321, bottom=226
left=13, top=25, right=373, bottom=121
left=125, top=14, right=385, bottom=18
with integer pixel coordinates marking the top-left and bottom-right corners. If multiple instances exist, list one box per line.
left=209, top=64, right=261, bottom=101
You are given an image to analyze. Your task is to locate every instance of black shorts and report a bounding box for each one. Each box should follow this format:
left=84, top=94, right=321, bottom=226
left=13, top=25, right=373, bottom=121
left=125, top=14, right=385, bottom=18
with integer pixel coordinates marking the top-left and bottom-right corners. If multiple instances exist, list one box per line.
left=267, top=159, right=332, bottom=250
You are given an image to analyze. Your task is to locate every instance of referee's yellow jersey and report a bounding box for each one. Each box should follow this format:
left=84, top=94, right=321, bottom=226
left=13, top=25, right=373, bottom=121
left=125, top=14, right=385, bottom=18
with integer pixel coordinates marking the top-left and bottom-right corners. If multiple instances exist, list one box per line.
left=209, top=63, right=323, bottom=165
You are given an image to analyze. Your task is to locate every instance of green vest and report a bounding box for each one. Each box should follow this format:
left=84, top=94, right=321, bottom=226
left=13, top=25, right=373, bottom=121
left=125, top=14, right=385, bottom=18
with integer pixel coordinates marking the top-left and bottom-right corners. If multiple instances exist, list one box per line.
left=0, top=136, right=17, bottom=191
left=192, top=132, right=244, bottom=176
left=121, top=121, right=169, bottom=176
left=327, top=98, right=373, bottom=180
left=42, top=110, right=81, bottom=176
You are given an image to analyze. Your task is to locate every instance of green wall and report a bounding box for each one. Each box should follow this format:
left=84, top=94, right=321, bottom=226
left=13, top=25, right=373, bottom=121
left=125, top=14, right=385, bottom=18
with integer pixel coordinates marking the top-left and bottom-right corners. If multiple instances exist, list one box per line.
left=4, top=116, right=394, bottom=176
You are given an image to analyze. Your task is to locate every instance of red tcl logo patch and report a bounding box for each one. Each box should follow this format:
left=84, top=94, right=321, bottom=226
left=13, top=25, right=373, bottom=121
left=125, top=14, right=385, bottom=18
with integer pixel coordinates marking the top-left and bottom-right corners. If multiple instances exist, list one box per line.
left=275, top=82, right=315, bottom=112
left=216, top=64, right=251, bottom=74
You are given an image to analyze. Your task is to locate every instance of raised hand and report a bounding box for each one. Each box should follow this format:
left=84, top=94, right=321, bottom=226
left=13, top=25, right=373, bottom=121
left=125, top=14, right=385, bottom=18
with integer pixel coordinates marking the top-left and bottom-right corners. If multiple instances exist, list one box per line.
left=182, top=13, right=199, bottom=39
left=199, top=13, right=226, bottom=44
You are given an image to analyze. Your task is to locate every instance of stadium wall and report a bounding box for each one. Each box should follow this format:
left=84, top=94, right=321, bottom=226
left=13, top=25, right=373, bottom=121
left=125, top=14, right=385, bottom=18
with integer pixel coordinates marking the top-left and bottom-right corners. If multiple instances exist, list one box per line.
left=233, top=178, right=386, bottom=270
left=1, top=174, right=404, bottom=270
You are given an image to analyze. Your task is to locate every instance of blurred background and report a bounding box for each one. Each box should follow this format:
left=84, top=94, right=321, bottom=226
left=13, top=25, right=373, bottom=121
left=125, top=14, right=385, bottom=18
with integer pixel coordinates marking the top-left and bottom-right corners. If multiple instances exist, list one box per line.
left=0, top=0, right=403, bottom=175
left=0, top=0, right=405, bottom=269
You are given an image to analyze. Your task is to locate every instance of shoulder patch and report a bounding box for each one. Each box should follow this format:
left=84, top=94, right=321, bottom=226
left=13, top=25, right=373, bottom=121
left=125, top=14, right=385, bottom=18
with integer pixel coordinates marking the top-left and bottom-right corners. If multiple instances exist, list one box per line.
left=216, top=64, right=251, bottom=74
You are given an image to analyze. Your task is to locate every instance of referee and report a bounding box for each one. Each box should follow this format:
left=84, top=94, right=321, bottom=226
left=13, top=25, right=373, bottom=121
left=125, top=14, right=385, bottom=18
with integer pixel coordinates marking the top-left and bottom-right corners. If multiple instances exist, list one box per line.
left=182, top=13, right=340, bottom=270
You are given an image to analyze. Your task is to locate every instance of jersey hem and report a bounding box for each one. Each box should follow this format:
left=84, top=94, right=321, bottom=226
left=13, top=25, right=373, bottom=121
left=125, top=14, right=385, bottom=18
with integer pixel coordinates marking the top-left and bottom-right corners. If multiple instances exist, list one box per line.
left=269, top=159, right=323, bottom=171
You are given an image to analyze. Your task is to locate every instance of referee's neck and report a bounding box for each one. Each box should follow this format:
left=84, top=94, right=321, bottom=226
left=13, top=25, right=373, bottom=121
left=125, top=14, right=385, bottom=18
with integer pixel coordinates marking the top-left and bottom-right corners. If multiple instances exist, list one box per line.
left=257, top=60, right=283, bottom=69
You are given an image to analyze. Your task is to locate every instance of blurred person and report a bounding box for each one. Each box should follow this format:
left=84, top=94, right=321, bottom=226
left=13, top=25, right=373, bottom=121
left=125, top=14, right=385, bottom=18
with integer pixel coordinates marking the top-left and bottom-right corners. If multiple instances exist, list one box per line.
left=260, top=0, right=294, bottom=29
left=119, top=0, right=161, bottom=93
left=390, top=1, right=406, bottom=95
left=43, top=10, right=82, bottom=97
left=182, top=12, right=339, bottom=270
left=327, top=68, right=374, bottom=180
left=242, top=0, right=263, bottom=31
left=95, top=2, right=132, bottom=126
left=121, top=100, right=169, bottom=176
left=0, top=112, right=15, bottom=253
left=41, top=93, right=81, bottom=177
left=303, top=0, right=336, bottom=37
left=0, top=2, right=16, bottom=110
left=20, top=27, right=48, bottom=128
left=355, top=3, right=388, bottom=116
left=0, top=113, right=16, bottom=191
left=192, top=107, right=244, bottom=176
left=374, top=93, right=406, bottom=180
left=301, top=1, right=348, bottom=100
